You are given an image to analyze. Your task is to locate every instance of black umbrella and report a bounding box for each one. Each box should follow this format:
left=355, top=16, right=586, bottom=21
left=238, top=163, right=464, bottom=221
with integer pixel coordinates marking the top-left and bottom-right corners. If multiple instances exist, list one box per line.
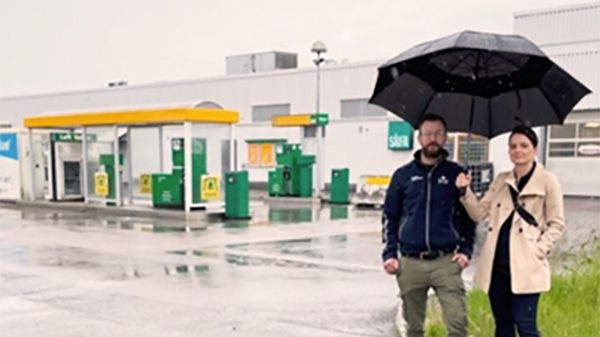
left=369, top=30, right=591, bottom=160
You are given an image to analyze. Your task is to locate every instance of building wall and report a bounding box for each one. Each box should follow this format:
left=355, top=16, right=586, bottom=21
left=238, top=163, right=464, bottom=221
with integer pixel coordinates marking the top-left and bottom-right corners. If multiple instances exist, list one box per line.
left=0, top=60, right=382, bottom=127
left=0, top=61, right=394, bottom=188
left=1, top=3, right=598, bottom=196
left=544, top=109, right=600, bottom=196
left=512, top=2, right=600, bottom=196
left=513, top=3, right=599, bottom=45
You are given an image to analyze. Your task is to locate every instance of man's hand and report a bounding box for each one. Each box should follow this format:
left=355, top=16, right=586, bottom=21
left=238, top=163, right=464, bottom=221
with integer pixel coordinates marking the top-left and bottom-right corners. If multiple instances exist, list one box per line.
left=455, top=172, right=472, bottom=189
left=383, top=258, right=399, bottom=275
left=452, top=253, right=470, bottom=269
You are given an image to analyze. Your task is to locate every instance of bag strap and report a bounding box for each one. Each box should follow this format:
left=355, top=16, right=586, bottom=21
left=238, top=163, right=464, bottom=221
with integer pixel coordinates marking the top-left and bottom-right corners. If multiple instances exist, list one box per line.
left=509, top=186, right=539, bottom=227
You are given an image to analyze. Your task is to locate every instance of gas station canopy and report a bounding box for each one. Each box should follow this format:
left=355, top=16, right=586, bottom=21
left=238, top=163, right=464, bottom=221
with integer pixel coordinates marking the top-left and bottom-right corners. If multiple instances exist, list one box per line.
left=271, top=113, right=328, bottom=127
left=24, top=107, right=239, bottom=129
left=22, top=107, right=240, bottom=213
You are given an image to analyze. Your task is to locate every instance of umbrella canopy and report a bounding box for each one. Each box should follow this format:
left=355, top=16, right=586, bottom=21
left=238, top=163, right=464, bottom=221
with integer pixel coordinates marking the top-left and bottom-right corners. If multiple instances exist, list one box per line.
left=369, top=30, right=591, bottom=138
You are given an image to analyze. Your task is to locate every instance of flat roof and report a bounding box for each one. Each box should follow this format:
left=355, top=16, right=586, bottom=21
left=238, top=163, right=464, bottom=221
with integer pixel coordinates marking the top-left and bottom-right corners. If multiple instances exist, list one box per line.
left=2, top=60, right=383, bottom=101
left=514, top=1, right=599, bottom=18
left=24, top=107, right=239, bottom=128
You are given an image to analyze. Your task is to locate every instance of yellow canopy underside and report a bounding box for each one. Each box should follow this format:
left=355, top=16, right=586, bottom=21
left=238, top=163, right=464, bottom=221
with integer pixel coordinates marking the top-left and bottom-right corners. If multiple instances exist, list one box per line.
left=271, top=114, right=313, bottom=127
left=24, top=107, right=239, bottom=128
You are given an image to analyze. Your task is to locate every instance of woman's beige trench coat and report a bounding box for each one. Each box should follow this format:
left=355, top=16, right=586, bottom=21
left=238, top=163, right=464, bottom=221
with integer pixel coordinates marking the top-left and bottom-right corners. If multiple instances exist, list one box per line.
left=461, top=163, right=565, bottom=294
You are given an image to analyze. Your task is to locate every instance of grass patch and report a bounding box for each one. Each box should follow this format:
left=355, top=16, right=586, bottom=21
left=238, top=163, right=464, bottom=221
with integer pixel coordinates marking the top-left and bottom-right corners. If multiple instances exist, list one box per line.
left=424, top=242, right=600, bottom=337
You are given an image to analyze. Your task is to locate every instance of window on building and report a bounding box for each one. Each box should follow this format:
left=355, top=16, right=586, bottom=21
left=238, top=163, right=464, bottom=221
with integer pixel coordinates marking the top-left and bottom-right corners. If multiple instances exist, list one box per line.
left=444, top=135, right=456, bottom=159
left=246, top=139, right=286, bottom=167
left=457, top=134, right=489, bottom=164
left=340, top=99, right=388, bottom=119
left=304, top=126, right=317, bottom=138
left=579, top=122, right=600, bottom=139
left=303, top=125, right=325, bottom=138
left=252, top=104, right=290, bottom=123
left=548, top=121, right=600, bottom=158
left=550, top=124, right=576, bottom=139
left=549, top=142, right=576, bottom=157
left=441, top=133, right=489, bottom=163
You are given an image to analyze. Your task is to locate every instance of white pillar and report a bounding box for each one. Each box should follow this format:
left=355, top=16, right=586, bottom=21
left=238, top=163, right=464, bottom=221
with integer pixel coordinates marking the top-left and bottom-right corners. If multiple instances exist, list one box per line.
left=158, top=125, right=164, bottom=172
left=126, top=126, right=133, bottom=204
left=316, top=125, right=322, bottom=196
left=27, top=129, right=35, bottom=201
left=184, top=122, right=192, bottom=213
left=229, top=124, right=236, bottom=171
left=82, top=127, right=89, bottom=203
left=113, top=125, right=122, bottom=206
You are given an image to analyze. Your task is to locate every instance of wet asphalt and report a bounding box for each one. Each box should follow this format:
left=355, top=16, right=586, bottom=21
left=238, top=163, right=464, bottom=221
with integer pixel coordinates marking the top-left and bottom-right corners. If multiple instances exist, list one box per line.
left=0, top=203, right=399, bottom=337
left=0, top=198, right=597, bottom=336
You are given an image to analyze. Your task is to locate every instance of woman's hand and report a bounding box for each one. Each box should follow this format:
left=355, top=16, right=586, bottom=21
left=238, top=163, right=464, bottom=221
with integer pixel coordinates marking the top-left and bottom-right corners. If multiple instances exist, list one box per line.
left=456, top=172, right=472, bottom=189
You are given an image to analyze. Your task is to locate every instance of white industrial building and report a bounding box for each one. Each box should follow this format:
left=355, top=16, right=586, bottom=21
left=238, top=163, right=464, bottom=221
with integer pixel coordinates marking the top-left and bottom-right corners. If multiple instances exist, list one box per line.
left=511, top=2, right=600, bottom=196
left=0, top=2, right=598, bottom=198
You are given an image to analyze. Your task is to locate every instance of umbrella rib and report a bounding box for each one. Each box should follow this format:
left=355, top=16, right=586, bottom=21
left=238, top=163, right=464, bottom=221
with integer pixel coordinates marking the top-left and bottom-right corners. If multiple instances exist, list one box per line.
left=446, top=50, right=477, bottom=75
left=538, top=87, right=567, bottom=124
left=481, top=53, right=495, bottom=79
left=418, top=93, right=437, bottom=124
left=493, top=53, right=525, bottom=72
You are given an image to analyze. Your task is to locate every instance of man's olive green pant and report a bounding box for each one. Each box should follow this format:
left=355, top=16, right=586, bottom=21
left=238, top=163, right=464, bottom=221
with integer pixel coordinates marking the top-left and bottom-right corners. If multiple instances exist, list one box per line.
left=396, top=254, right=467, bottom=337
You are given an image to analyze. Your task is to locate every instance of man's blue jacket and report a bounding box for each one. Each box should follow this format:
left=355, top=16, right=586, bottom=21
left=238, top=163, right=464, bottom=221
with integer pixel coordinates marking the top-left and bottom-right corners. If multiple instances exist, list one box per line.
left=382, top=150, right=475, bottom=261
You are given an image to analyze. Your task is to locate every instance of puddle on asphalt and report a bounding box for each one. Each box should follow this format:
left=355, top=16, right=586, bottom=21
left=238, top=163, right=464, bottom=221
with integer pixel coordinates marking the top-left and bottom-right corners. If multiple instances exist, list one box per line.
left=0, top=205, right=205, bottom=233
left=165, top=249, right=212, bottom=257
left=165, top=232, right=382, bottom=275
left=217, top=205, right=381, bottom=230
left=31, top=246, right=103, bottom=270
left=1, top=202, right=383, bottom=235
left=166, top=264, right=210, bottom=275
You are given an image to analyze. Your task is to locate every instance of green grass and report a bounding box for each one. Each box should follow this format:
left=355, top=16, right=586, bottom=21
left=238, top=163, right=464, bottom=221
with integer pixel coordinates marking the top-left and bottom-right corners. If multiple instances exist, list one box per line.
left=424, top=243, right=600, bottom=337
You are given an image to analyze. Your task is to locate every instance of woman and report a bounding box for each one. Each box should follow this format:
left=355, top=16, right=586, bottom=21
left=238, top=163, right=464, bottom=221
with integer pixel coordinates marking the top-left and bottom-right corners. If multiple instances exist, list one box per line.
left=456, top=125, right=565, bottom=337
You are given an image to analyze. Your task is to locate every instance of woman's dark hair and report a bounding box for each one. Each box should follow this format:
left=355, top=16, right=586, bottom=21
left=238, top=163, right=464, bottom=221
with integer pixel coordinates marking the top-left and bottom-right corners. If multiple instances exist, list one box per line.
left=509, top=125, right=538, bottom=148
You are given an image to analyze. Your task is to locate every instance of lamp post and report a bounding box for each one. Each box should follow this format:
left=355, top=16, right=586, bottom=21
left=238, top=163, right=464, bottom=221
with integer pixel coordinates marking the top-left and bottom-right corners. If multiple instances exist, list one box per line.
left=311, top=41, right=327, bottom=114
left=311, top=41, right=327, bottom=196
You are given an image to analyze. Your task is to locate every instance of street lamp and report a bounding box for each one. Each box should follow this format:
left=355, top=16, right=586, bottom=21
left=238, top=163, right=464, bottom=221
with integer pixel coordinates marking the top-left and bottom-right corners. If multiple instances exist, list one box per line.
left=311, top=41, right=327, bottom=196
left=311, top=41, right=327, bottom=113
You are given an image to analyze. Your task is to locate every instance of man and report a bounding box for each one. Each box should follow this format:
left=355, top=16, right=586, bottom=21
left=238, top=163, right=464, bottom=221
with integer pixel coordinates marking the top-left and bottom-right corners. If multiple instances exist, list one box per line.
left=382, top=114, right=475, bottom=337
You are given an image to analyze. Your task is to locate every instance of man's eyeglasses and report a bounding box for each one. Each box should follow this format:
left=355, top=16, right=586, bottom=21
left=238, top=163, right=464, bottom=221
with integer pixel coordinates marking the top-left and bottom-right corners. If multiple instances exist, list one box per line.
left=420, top=130, right=446, bottom=138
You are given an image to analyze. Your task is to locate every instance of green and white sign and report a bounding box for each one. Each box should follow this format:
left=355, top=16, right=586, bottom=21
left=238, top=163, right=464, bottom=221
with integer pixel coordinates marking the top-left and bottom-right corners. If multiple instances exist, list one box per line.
left=310, top=113, right=329, bottom=126
left=388, top=121, right=413, bottom=151
left=51, top=132, right=97, bottom=143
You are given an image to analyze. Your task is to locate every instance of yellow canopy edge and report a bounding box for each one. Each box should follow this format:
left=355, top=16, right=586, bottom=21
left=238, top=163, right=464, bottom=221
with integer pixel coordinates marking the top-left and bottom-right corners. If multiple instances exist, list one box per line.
left=271, top=114, right=312, bottom=127
left=24, top=107, right=239, bottom=128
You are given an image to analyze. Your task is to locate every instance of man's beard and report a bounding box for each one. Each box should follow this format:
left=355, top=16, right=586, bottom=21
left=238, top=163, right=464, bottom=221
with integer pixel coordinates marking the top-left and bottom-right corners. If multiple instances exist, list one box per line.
left=423, top=143, right=443, bottom=158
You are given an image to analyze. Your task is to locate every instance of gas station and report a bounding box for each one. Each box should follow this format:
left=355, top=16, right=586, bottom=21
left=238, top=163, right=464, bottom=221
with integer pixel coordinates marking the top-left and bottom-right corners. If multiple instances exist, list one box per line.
left=22, top=107, right=243, bottom=214
left=267, top=113, right=326, bottom=198
left=265, top=113, right=350, bottom=204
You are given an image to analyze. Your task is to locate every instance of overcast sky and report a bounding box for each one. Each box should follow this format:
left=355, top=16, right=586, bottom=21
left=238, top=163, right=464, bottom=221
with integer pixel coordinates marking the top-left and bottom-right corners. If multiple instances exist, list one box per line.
left=0, top=0, right=587, bottom=97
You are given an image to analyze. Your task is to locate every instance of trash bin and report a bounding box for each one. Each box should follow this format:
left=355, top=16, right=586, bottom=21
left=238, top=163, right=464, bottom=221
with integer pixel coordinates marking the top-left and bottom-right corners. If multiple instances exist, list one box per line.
left=268, top=168, right=284, bottom=196
left=225, top=171, right=250, bottom=219
left=297, top=155, right=315, bottom=198
left=152, top=172, right=183, bottom=208
left=330, top=168, right=350, bottom=204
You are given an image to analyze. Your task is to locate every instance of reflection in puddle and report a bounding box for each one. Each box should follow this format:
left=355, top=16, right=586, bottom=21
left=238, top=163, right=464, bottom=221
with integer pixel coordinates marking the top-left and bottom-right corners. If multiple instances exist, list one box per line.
left=34, top=246, right=102, bottom=270
left=222, top=221, right=250, bottom=229
left=165, top=264, right=210, bottom=276
left=222, top=251, right=373, bottom=273
left=268, top=208, right=313, bottom=223
left=1, top=202, right=377, bottom=235
left=165, top=249, right=208, bottom=257
left=330, top=206, right=349, bottom=220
